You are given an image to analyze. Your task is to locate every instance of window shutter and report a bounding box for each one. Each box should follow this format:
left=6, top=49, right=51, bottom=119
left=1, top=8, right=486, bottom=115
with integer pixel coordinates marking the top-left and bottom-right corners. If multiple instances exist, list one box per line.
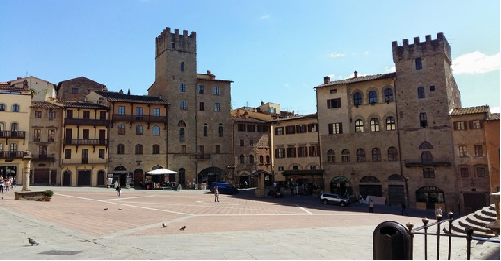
left=327, top=100, right=331, bottom=109
left=339, top=123, right=343, bottom=134
left=328, top=124, right=333, bottom=134
left=275, top=149, right=278, bottom=158
left=468, top=121, right=473, bottom=130
left=453, top=121, right=458, bottom=130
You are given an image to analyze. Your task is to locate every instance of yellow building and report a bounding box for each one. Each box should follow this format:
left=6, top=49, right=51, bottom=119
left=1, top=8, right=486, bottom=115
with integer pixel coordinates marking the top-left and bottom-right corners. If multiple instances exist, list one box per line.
left=0, top=82, right=32, bottom=186
left=59, top=101, right=109, bottom=186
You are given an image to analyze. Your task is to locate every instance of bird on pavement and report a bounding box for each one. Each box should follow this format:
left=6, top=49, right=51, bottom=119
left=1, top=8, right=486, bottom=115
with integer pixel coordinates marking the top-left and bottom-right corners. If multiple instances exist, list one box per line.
left=179, top=226, right=186, bottom=231
left=162, top=223, right=167, bottom=228
left=28, top=238, right=39, bottom=246
left=104, top=208, right=108, bottom=210
left=118, top=208, right=122, bottom=210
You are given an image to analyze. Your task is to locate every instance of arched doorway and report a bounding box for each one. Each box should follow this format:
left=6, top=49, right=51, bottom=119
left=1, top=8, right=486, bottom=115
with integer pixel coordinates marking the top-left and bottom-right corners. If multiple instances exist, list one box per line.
left=416, top=186, right=445, bottom=210
left=198, top=166, right=225, bottom=186
left=359, top=176, right=382, bottom=199
left=134, top=168, right=144, bottom=187
left=387, top=174, right=405, bottom=206
left=329, top=176, right=352, bottom=198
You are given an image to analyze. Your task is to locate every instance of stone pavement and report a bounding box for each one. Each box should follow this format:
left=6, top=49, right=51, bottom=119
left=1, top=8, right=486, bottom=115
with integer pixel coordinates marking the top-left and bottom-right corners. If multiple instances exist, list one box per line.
left=0, top=186, right=499, bottom=260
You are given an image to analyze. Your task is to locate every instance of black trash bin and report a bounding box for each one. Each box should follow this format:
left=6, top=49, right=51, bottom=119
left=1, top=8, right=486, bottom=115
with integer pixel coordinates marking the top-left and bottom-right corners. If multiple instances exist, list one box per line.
left=373, top=221, right=411, bottom=260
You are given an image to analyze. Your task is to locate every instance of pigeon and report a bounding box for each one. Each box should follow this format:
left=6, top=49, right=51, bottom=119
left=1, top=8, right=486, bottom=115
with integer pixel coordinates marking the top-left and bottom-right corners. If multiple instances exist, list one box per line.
left=28, top=238, right=39, bottom=246
left=104, top=208, right=108, bottom=210
left=118, top=208, right=122, bottom=210
left=162, top=223, right=167, bottom=228
left=179, top=226, right=186, bottom=231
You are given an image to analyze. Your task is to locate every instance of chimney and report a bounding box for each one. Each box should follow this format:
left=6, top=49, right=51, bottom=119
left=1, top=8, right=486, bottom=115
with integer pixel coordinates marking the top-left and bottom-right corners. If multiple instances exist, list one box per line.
left=354, top=71, right=358, bottom=78
left=207, top=70, right=211, bottom=75
left=323, top=76, right=330, bottom=84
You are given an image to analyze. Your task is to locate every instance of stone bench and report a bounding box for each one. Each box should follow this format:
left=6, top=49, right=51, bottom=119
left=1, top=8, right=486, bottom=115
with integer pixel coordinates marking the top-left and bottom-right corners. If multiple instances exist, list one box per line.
left=14, top=191, right=46, bottom=201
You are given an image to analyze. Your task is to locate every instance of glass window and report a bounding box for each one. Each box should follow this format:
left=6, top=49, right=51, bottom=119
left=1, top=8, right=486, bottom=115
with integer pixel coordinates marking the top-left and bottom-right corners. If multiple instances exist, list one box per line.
left=353, top=92, right=362, bottom=106
left=249, top=155, right=254, bottom=163
left=0, top=104, right=5, bottom=111
left=388, top=147, right=398, bottom=161
left=203, top=124, right=208, bottom=137
left=370, top=118, right=380, bottom=132
left=179, top=128, right=185, bottom=142
left=12, top=104, right=20, bottom=112
left=460, top=167, right=469, bottom=178
left=327, top=149, right=335, bottom=162
left=328, top=123, right=343, bottom=134
left=474, top=145, right=483, bottom=157
left=152, top=125, right=160, bottom=136
left=35, top=111, right=42, bottom=118
left=198, top=85, right=204, bottom=94
left=118, top=106, right=126, bottom=115
left=213, top=86, right=220, bottom=95
left=239, top=154, right=245, bottom=163
left=372, top=148, right=381, bottom=162
left=180, top=62, right=184, bottom=72
left=369, top=91, right=377, bottom=104
left=152, top=144, right=160, bottom=154
left=476, top=166, right=486, bottom=177
left=180, top=83, right=186, bottom=92
left=118, top=124, right=125, bottom=135
left=180, top=100, right=187, bottom=110
left=99, top=149, right=105, bottom=159
left=48, top=129, right=55, bottom=142
left=355, top=119, right=364, bottom=133
left=423, top=168, right=435, bottom=178
left=135, top=144, right=143, bottom=154
left=458, top=145, right=467, bottom=157
left=34, top=129, right=41, bottom=142
left=214, top=103, right=220, bottom=111
left=341, top=149, right=350, bottom=162
left=384, top=88, right=393, bottom=102
left=386, top=117, right=396, bottom=131
left=356, top=149, right=365, bottom=162
left=420, top=113, right=428, bottom=128
left=48, top=110, right=56, bottom=120
left=153, top=108, right=160, bottom=117
left=415, top=58, right=422, bottom=70
left=418, top=87, right=425, bottom=99
left=136, top=125, right=143, bottom=135
left=117, top=144, right=124, bottom=154
left=199, top=102, right=204, bottom=111
left=71, top=88, right=78, bottom=94
left=65, top=149, right=71, bottom=159
left=218, top=124, right=223, bottom=137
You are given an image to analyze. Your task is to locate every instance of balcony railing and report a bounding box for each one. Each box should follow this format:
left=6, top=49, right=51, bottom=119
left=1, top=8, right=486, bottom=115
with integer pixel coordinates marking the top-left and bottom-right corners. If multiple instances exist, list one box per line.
left=404, top=158, right=451, bottom=167
left=64, top=118, right=110, bottom=126
left=32, top=154, right=56, bottom=162
left=61, top=158, right=108, bottom=165
left=0, top=151, right=25, bottom=159
left=0, top=131, right=26, bottom=139
left=112, top=114, right=167, bottom=123
left=64, top=139, right=108, bottom=146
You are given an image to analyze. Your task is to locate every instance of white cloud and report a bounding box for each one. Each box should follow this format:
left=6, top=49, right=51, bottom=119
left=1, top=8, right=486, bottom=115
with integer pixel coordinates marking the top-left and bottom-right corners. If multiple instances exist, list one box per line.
left=452, top=51, right=500, bottom=74
left=491, top=106, right=500, bottom=113
left=329, top=52, right=345, bottom=58
left=385, top=66, right=396, bottom=73
left=260, top=15, right=270, bottom=20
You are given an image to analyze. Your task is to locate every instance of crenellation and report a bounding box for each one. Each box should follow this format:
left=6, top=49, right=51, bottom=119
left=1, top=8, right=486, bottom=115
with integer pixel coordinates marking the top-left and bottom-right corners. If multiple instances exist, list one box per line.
left=155, top=27, right=197, bottom=58
left=392, top=32, right=451, bottom=62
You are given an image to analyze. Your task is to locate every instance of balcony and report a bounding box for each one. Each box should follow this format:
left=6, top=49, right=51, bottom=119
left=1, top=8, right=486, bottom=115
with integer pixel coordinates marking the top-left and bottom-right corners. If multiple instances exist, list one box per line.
left=33, top=154, right=56, bottom=162
left=404, top=158, right=451, bottom=167
left=61, top=158, right=108, bottom=165
left=64, top=139, right=108, bottom=146
left=112, top=114, right=167, bottom=123
left=64, top=118, right=110, bottom=126
left=0, top=151, right=25, bottom=159
left=0, top=131, right=26, bottom=139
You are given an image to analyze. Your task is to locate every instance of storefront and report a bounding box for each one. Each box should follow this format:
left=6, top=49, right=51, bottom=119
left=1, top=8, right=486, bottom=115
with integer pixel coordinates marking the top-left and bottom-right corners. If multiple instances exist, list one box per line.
left=282, top=169, right=324, bottom=196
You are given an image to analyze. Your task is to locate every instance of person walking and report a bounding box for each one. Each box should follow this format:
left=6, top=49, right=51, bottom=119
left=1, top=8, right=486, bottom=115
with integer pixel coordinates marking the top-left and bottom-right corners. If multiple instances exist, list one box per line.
left=116, top=183, right=121, bottom=197
left=214, top=186, right=219, bottom=202
left=401, top=202, right=408, bottom=215
left=369, top=200, right=374, bottom=213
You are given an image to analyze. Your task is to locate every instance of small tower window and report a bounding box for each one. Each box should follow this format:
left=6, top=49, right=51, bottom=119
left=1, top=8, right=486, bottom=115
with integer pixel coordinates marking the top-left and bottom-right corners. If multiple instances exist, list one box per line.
left=171, top=42, right=175, bottom=49
left=180, top=62, right=185, bottom=72
left=415, top=58, right=422, bottom=70
left=420, top=112, right=428, bottom=128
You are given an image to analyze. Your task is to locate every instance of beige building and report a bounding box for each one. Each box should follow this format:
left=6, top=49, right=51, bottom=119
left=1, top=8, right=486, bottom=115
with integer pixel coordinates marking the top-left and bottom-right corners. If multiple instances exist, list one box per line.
left=30, top=101, right=63, bottom=185
left=147, top=27, right=233, bottom=188
left=9, top=76, right=56, bottom=101
left=0, top=82, right=32, bottom=186
left=59, top=101, right=109, bottom=186
left=271, top=114, right=321, bottom=194
left=86, top=90, right=169, bottom=188
left=451, top=106, right=496, bottom=214
left=316, top=73, right=401, bottom=203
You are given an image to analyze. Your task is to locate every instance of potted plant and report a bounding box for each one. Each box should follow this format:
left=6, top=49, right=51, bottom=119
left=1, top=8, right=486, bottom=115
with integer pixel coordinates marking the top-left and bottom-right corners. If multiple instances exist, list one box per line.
left=44, top=189, right=54, bottom=201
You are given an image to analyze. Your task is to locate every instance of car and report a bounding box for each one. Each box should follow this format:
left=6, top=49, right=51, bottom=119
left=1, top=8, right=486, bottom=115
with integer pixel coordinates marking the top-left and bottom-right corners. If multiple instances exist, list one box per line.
left=209, top=182, right=239, bottom=195
left=320, top=193, right=349, bottom=207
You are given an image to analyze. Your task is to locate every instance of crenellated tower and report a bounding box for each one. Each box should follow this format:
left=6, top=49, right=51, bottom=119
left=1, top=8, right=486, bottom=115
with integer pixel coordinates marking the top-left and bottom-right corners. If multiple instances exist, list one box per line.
left=393, top=32, right=460, bottom=212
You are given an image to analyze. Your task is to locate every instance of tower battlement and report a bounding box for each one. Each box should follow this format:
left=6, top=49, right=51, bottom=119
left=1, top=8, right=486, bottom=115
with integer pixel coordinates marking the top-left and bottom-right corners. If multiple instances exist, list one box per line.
left=155, top=27, right=196, bottom=58
left=392, top=32, right=451, bottom=63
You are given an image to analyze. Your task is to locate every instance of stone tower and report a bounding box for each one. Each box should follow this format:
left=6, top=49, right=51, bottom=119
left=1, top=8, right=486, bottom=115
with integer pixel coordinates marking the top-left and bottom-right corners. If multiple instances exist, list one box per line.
left=393, top=33, right=460, bottom=212
left=148, top=27, right=198, bottom=185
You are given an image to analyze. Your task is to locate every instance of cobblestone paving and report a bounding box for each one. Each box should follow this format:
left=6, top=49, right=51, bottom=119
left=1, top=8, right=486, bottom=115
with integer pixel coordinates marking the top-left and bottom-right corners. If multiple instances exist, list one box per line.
left=0, top=186, right=498, bottom=260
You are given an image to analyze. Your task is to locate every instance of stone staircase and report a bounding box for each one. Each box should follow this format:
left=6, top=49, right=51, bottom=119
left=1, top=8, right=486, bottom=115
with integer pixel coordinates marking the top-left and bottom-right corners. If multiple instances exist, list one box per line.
left=445, top=204, right=498, bottom=238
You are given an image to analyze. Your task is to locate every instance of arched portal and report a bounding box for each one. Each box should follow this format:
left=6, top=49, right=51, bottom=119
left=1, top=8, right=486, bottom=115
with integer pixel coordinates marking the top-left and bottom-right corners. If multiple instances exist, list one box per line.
left=359, top=175, right=382, bottom=199
left=198, top=166, right=226, bottom=186
left=329, top=176, right=352, bottom=197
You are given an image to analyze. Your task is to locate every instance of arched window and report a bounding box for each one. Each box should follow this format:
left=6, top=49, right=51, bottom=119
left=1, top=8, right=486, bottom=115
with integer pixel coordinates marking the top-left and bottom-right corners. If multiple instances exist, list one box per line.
left=0, top=103, right=5, bottom=111
left=11, top=122, right=18, bottom=131
left=203, top=124, right=208, bottom=137
left=249, top=155, right=254, bottom=163
left=0, top=122, right=4, bottom=131
left=266, top=156, right=270, bottom=164
left=370, top=118, right=380, bottom=132
left=355, top=119, right=364, bottom=133
left=12, top=104, right=20, bottom=112
left=353, top=92, right=362, bottom=106
left=152, top=144, right=160, bottom=154
left=136, top=125, right=143, bottom=135
left=239, top=154, right=245, bottom=163
left=386, top=116, right=396, bottom=131
left=384, top=88, right=393, bottom=102
left=327, top=149, right=335, bottom=162
left=117, top=144, right=125, bottom=154
left=259, top=155, right=264, bottom=164
left=118, top=124, right=125, bottom=135
left=152, top=125, right=160, bottom=136
left=369, top=91, right=377, bottom=104
left=218, top=124, right=223, bottom=137
left=177, top=120, right=186, bottom=127
left=372, top=148, right=381, bottom=162
left=356, top=149, right=365, bottom=162
left=421, top=151, right=433, bottom=163
left=423, top=168, right=435, bottom=178
left=179, top=128, right=185, bottom=142
left=135, top=144, right=143, bottom=154
left=341, top=149, right=350, bottom=162
left=388, top=147, right=398, bottom=161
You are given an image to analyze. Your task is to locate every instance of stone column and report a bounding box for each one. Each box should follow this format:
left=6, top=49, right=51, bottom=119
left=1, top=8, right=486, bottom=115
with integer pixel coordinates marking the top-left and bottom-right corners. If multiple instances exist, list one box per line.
left=22, top=151, right=32, bottom=191
left=487, top=192, right=500, bottom=235
left=255, top=172, right=265, bottom=197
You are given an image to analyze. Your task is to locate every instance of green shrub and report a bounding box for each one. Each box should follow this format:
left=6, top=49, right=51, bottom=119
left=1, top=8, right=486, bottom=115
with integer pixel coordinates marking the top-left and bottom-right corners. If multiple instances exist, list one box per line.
left=44, top=190, right=54, bottom=197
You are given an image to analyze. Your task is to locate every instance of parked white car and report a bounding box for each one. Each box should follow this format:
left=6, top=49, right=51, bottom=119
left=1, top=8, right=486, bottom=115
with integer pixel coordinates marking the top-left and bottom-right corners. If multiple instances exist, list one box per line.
left=320, top=193, right=350, bottom=207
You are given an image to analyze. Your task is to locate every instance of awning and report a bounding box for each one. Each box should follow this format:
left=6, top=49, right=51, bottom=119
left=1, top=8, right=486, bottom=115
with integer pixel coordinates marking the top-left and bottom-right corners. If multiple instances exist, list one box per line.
left=147, top=168, right=177, bottom=175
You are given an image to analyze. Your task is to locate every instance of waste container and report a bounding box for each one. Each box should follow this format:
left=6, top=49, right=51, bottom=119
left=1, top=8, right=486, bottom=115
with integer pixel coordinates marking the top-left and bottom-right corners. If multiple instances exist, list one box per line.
left=373, top=221, right=411, bottom=260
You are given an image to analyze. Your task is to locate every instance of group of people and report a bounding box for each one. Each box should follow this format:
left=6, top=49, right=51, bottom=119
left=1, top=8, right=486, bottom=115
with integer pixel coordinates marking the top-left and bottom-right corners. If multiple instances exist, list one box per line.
left=0, top=176, right=16, bottom=193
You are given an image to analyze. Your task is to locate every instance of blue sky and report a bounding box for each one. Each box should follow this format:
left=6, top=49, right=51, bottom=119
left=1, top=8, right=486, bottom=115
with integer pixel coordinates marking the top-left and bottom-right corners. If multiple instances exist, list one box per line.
left=1, top=0, right=499, bottom=114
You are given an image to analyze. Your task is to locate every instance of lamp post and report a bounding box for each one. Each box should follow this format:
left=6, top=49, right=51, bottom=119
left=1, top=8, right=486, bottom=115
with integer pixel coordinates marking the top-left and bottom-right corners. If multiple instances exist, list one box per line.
left=22, top=151, right=32, bottom=191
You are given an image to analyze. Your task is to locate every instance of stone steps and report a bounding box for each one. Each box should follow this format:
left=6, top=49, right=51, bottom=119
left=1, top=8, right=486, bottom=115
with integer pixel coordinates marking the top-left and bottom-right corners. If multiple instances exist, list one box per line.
left=445, top=204, right=497, bottom=238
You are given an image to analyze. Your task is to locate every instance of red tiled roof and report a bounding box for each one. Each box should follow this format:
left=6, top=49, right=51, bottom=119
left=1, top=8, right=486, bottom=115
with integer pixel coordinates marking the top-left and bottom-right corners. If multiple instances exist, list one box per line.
left=315, top=73, right=396, bottom=88
left=30, top=101, right=62, bottom=109
left=94, top=91, right=169, bottom=105
left=60, top=100, right=109, bottom=109
left=450, top=105, right=490, bottom=116
left=487, top=113, right=500, bottom=121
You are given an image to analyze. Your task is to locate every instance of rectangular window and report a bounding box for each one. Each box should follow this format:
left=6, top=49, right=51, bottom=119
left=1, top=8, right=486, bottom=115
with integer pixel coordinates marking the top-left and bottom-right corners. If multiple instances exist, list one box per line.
left=275, top=148, right=285, bottom=159
left=249, top=140, right=254, bottom=146
left=153, top=108, right=160, bottom=117
left=215, top=145, right=220, bottom=154
left=328, top=123, right=343, bottom=134
left=214, top=103, right=220, bottom=111
left=179, top=83, right=186, bottom=92
left=48, top=110, right=56, bottom=120
left=181, top=145, right=186, bottom=154
left=238, top=124, right=245, bottom=132
left=286, top=147, right=296, bottom=158
left=39, top=145, right=47, bottom=156
left=327, top=98, right=341, bottom=108
left=370, top=118, right=380, bottom=132
left=458, top=145, right=467, bottom=157
left=296, top=125, right=307, bottom=133
left=420, top=113, right=428, bottom=128
left=179, top=128, right=185, bottom=142
left=71, top=88, right=78, bottom=94
left=48, top=129, right=55, bottom=142
left=180, top=100, right=187, bottom=110
left=65, top=149, right=71, bottom=159
left=308, top=124, right=317, bottom=132
left=275, top=127, right=284, bottom=135
left=198, top=85, right=204, bottom=94
left=471, top=120, right=482, bottom=129
left=477, top=166, right=486, bottom=177
left=278, top=166, right=284, bottom=171
left=460, top=167, right=469, bottom=178
left=247, top=125, right=255, bottom=132
left=454, top=121, right=467, bottom=130
left=430, top=85, right=435, bottom=91
left=152, top=145, right=160, bottom=154
left=118, top=106, right=126, bottom=115
left=99, top=149, right=105, bottom=159
left=418, top=87, right=425, bottom=99
left=474, top=145, right=483, bottom=157
left=415, top=58, right=422, bottom=70
left=199, top=102, right=205, bottom=111
left=35, top=111, right=42, bottom=118
left=240, top=139, right=244, bottom=147
left=213, top=86, right=220, bottom=95
left=298, top=146, right=307, bottom=157
left=285, top=125, right=296, bottom=135
left=330, top=89, right=337, bottom=94
left=99, top=111, right=106, bottom=120
left=34, top=129, right=41, bottom=142
left=83, top=111, right=90, bottom=119
left=308, top=145, right=319, bottom=157
left=82, top=129, right=89, bottom=139
left=423, top=168, right=435, bottom=178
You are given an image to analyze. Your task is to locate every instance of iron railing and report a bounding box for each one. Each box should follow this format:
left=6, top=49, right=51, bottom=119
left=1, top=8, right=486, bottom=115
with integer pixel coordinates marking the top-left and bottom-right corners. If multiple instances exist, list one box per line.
left=0, top=131, right=26, bottom=139
left=405, top=212, right=499, bottom=260
left=0, top=151, right=25, bottom=159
